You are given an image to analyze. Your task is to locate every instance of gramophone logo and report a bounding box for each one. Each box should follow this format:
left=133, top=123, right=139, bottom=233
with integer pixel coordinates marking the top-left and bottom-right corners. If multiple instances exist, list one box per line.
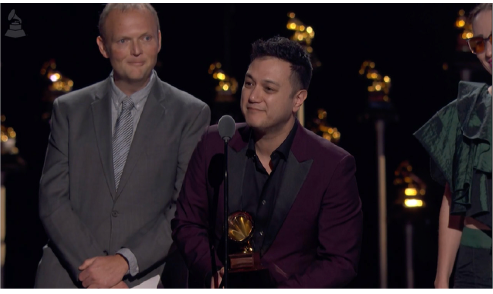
left=5, top=9, right=26, bottom=38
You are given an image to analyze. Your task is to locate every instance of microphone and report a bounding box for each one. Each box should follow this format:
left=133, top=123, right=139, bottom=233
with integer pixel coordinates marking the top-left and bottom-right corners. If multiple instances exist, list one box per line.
left=217, top=115, right=235, bottom=288
left=218, top=115, right=235, bottom=142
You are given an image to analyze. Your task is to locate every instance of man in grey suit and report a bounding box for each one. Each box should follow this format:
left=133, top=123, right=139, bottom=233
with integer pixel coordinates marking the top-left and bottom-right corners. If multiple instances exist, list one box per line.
left=34, top=3, right=210, bottom=288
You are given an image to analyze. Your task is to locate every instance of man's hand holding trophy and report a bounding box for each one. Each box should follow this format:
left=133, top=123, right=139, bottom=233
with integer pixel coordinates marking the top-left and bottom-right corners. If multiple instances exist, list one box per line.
left=213, top=211, right=272, bottom=288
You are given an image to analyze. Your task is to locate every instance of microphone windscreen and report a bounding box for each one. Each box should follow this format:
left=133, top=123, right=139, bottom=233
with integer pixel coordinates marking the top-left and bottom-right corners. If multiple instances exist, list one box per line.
left=218, top=115, right=236, bottom=141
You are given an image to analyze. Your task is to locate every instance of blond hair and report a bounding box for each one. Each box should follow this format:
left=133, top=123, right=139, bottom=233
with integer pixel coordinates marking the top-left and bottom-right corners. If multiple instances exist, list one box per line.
left=98, top=3, right=160, bottom=40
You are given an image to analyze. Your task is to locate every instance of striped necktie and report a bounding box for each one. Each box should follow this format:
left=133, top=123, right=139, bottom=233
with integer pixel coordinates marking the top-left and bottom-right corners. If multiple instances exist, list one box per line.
left=113, top=97, right=134, bottom=190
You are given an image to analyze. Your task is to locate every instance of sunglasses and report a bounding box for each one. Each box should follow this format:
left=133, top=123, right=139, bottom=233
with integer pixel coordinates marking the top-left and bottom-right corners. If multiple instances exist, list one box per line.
left=467, top=33, right=492, bottom=54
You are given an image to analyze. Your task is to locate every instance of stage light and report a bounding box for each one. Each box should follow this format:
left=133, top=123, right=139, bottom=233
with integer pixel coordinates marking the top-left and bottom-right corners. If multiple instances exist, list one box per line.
left=286, top=12, right=318, bottom=65
left=455, top=9, right=474, bottom=52
left=1, top=117, right=19, bottom=155
left=360, top=61, right=392, bottom=103
left=394, top=161, right=426, bottom=209
left=208, top=62, right=238, bottom=99
left=404, top=199, right=423, bottom=208
left=404, top=188, right=417, bottom=196
left=41, top=60, right=74, bottom=93
left=310, top=108, right=341, bottom=144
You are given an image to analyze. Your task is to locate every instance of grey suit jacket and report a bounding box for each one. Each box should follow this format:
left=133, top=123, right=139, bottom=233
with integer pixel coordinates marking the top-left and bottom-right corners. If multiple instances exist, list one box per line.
left=34, top=76, right=210, bottom=288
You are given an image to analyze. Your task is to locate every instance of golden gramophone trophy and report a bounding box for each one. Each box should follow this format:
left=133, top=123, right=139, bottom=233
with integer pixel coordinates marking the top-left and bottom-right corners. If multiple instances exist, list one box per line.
left=227, top=211, right=263, bottom=272
left=227, top=211, right=272, bottom=288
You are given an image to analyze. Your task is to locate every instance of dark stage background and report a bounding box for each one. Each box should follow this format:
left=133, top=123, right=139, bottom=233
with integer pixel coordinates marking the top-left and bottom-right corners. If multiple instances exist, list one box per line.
left=1, top=3, right=491, bottom=288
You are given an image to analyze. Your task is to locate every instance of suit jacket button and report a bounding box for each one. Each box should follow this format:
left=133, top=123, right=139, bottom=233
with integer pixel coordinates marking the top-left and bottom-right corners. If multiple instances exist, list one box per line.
left=111, top=210, right=119, bottom=217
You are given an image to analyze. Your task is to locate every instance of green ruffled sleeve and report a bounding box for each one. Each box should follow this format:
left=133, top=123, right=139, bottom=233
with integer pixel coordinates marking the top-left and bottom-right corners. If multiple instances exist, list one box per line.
left=414, top=100, right=460, bottom=189
left=414, top=81, right=491, bottom=219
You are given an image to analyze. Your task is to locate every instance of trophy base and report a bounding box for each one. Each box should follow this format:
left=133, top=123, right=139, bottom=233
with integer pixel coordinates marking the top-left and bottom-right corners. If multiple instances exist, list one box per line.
left=227, top=252, right=274, bottom=288
left=229, top=252, right=264, bottom=273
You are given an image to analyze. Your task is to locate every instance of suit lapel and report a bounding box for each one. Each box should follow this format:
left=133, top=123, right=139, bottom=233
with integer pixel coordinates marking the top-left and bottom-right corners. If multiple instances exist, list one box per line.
left=227, top=145, right=248, bottom=214
left=260, top=124, right=313, bottom=255
left=227, top=125, right=250, bottom=213
left=115, top=79, right=166, bottom=199
left=91, top=78, right=117, bottom=199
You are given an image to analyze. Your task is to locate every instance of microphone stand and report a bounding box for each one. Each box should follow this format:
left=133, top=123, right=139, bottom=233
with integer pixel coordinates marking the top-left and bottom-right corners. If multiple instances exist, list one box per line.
left=216, top=138, right=229, bottom=289
left=217, top=115, right=235, bottom=288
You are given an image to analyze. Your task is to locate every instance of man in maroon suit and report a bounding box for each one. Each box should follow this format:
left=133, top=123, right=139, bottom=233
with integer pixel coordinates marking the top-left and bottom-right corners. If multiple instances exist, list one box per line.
left=171, top=36, right=363, bottom=288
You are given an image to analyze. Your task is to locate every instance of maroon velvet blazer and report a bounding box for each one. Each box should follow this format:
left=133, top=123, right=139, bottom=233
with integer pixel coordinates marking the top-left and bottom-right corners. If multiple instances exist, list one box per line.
left=172, top=120, right=363, bottom=288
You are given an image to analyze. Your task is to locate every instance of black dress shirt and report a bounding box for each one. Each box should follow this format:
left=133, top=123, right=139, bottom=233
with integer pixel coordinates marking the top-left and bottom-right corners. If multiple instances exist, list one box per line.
left=239, top=122, right=298, bottom=253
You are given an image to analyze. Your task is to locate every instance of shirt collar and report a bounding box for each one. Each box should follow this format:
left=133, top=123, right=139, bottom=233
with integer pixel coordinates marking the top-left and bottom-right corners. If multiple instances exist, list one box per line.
left=246, top=120, right=298, bottom=160
left=110, top=70, right=156, bottom=110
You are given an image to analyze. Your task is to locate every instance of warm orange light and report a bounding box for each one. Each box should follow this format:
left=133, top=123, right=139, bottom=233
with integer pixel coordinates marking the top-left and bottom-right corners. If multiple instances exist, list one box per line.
left=404, top=199, right=423, bottom=208
left=405, top=188, right=417, bottom=196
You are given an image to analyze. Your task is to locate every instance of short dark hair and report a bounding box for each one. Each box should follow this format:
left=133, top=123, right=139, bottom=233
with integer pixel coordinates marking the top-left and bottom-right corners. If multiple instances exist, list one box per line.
left=250, top=36, right=313, bottom=93
left=468, top=3, right=492, bottom=26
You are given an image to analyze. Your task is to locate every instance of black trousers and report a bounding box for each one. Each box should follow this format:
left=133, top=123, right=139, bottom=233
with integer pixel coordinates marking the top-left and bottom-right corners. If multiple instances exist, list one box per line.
left=454, top=237, right=492, bottom=288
